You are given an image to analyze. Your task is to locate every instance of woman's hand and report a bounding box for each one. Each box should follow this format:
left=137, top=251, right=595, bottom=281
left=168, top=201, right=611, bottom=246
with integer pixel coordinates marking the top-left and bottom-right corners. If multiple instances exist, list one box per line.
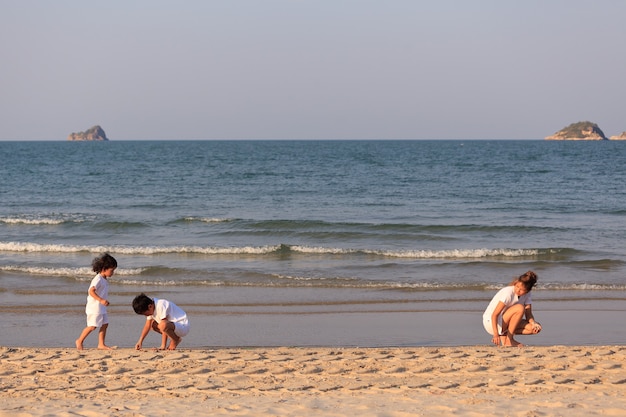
left=492, top=334, right=501, bottom=346
left=532, top=322, right=542, bottom=333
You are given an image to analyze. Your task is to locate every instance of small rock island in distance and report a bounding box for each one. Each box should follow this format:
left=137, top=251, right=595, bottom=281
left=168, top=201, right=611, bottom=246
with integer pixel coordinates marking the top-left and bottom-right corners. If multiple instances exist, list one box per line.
left=67, top=125, right=109, bottom=141
left=545, top=121, right=607, bottom=141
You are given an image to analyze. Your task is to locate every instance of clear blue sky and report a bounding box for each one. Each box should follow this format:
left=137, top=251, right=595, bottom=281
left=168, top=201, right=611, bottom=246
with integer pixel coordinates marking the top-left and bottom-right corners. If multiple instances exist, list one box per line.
left=2, top=1, right=625, bottom=140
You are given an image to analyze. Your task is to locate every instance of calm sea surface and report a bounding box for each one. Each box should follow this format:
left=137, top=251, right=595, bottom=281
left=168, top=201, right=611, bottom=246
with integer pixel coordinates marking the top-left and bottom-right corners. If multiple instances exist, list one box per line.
left=1, top=140, right=625, bottom=347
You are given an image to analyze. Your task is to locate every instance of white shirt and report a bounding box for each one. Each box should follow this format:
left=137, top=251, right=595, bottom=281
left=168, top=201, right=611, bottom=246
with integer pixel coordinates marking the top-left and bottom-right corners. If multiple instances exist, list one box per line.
left=483, top=285, right=532, bottom=322
left=85, top=274, right=108, bottom=315
left=148, top=297, right=187, bottom=324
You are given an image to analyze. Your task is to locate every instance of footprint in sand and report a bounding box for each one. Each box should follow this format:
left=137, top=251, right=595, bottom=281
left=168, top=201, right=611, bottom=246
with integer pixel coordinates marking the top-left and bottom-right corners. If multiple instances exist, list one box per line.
left=553, top=377, right=575, bottom=385
left=523, top=378, right=544, bottom=386
left=188, top=367, right=213, bottom=375
left=436, top=381, right=460, bottom=390
left=609, top=377, right=626, bottom=384
left=491, top=378, right=517, bottom=386
left=600, top=362, right=621, bottom=370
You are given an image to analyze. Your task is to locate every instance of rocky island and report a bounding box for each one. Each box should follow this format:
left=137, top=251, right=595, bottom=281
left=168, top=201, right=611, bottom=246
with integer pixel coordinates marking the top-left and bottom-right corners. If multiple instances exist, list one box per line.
left=610, top=132, right=626, bottom=140
left=545, top=121, right=607, bottom=140
left=67, top=125, right=109, bottom=141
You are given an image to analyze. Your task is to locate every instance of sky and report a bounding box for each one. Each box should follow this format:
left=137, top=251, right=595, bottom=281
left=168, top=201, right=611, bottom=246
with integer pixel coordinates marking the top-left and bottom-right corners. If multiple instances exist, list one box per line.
left=1, top=1, right=625, bottom=140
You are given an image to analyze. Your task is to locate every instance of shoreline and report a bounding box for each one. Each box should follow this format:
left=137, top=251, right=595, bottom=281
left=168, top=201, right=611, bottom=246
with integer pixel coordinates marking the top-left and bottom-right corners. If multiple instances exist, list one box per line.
left=2, top=345, right=626, bottom=416
left=4, top=308, right=626, bottom=349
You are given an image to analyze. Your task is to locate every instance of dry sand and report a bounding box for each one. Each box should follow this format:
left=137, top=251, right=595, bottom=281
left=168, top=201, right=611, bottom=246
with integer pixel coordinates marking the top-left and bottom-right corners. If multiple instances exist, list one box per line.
left=1, top=345, right=626, bottom=416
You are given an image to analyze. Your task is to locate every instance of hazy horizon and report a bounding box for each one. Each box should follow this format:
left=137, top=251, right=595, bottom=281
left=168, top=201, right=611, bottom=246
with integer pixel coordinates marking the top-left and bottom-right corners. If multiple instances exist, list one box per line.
left=2, top=1, right=625, bottom=141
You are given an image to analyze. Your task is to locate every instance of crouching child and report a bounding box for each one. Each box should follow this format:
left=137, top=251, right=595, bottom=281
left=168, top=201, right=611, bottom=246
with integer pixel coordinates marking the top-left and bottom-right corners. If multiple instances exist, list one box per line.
left=132, top=293, right=189, bottom=350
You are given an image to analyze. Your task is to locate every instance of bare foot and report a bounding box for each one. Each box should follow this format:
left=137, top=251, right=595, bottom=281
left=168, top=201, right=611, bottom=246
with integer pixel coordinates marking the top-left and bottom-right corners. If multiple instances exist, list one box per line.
left=97, top=345, right=115, bottom=350
left=167, top=336, right=181, bottom=350
left=75, top=340, right=84, bottom=350
left=502, top=336, right=524, bottom=348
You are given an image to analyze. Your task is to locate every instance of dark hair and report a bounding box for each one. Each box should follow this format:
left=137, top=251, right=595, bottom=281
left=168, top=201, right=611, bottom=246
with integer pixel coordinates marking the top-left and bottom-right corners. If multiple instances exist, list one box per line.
left=92, top=253, right=117, bottom=273
left=510, top=270, right=538, bottom=292
left=132, top=293, right=153, bottom=314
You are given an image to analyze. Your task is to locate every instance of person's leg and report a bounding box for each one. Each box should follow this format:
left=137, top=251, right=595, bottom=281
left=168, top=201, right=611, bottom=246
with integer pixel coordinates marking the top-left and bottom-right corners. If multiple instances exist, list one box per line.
left=157, top=320, right=181, bottom=350
left=516, top=320, right=539, bottom=335
left=150, top=320, right=178, bottom=349
left=97, top=323, right=113, bottom=350
left=501, top=304, right=525, bottom=347
left=160, top=332, right=168, bottom=350
left=76, top=326, right=96, bottom=350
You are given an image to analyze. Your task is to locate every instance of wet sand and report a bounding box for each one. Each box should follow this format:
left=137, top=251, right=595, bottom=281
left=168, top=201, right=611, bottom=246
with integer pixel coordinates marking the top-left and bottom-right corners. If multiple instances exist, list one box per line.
left=4, top=307, right=626, bottom=348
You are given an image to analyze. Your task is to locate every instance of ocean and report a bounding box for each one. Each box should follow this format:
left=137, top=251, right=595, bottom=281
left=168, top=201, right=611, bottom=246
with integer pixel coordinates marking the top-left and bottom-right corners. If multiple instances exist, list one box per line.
left=1, top=140, right=625, bottom=348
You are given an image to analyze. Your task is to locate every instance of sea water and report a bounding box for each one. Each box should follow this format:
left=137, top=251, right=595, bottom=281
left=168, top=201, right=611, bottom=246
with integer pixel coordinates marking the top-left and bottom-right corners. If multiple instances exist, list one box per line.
left=1, top=140, right=625, bottom=347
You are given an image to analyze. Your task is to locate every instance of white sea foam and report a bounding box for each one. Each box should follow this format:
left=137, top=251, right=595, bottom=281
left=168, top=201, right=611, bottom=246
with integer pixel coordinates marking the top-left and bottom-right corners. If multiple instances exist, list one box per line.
left=291, top=245, right=542, bottom=259
left=0, top=241, right=281, bottom=255
left=116, top=279, right=223, bottom=286
left=290, top=246, right=357, bottom=255
left=0, top=217, right=65, bottom=225
left=370, top=248, right=543, bottom=259
left=0, top=265, right=89, bottom=276
left=0, top=265, right=146, bottom=276
left=0, top=240, right=551, bottom=260
left=184, top=217, right=233, bottom=223
left=275, top=274, right=359, bottom=282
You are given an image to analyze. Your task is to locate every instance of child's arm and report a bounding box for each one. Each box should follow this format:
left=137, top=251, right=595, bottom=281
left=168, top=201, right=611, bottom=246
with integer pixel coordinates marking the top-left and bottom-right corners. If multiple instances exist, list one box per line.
left=135, top=318, right=153, bottom=350
left=88, top=286, right=109, bottom=306
left=524, top=304, right=542, bottom=333
left=490, top=302, right=506, bottom=345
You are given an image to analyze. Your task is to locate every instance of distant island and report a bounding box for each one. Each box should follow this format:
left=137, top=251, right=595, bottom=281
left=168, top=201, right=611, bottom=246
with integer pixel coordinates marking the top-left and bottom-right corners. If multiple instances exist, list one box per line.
left=610, top=132, right=626, bottom=140
left=67, top=125, right=109, bottom=141
left=545, top=121, right=607, bottom=141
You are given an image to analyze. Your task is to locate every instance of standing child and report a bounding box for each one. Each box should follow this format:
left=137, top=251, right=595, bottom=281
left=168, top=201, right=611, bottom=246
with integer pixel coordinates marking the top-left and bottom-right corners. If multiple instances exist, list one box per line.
left=75, top=253, right=117, bottom=350
left=483, top=270, right=542, bottom=347
left=132, top=293, right=189, bottom=351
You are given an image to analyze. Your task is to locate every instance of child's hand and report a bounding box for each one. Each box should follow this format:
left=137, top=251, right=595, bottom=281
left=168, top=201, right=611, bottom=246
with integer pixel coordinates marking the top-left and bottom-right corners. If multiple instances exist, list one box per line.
left=100, top=299, right=110, bottom=306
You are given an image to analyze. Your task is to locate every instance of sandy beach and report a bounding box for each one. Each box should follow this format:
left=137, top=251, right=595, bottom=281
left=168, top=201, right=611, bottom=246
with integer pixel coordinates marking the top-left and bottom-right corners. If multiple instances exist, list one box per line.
left=1, top=345, right=625, bottom=416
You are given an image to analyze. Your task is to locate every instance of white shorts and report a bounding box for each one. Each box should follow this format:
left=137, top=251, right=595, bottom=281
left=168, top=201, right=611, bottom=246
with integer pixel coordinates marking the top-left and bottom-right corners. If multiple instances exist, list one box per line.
left=174, top=319, right=190, bottom=338
left=86, top=313, right=109, bottom=328
left=483, top=316, right=503, bottom=336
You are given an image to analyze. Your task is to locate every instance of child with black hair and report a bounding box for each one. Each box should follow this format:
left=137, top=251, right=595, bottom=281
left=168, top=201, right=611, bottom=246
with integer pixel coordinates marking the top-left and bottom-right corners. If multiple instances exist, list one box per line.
left=133, top=293, right=189, bottom=350
left=75, top=253, right=117, bottom=350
